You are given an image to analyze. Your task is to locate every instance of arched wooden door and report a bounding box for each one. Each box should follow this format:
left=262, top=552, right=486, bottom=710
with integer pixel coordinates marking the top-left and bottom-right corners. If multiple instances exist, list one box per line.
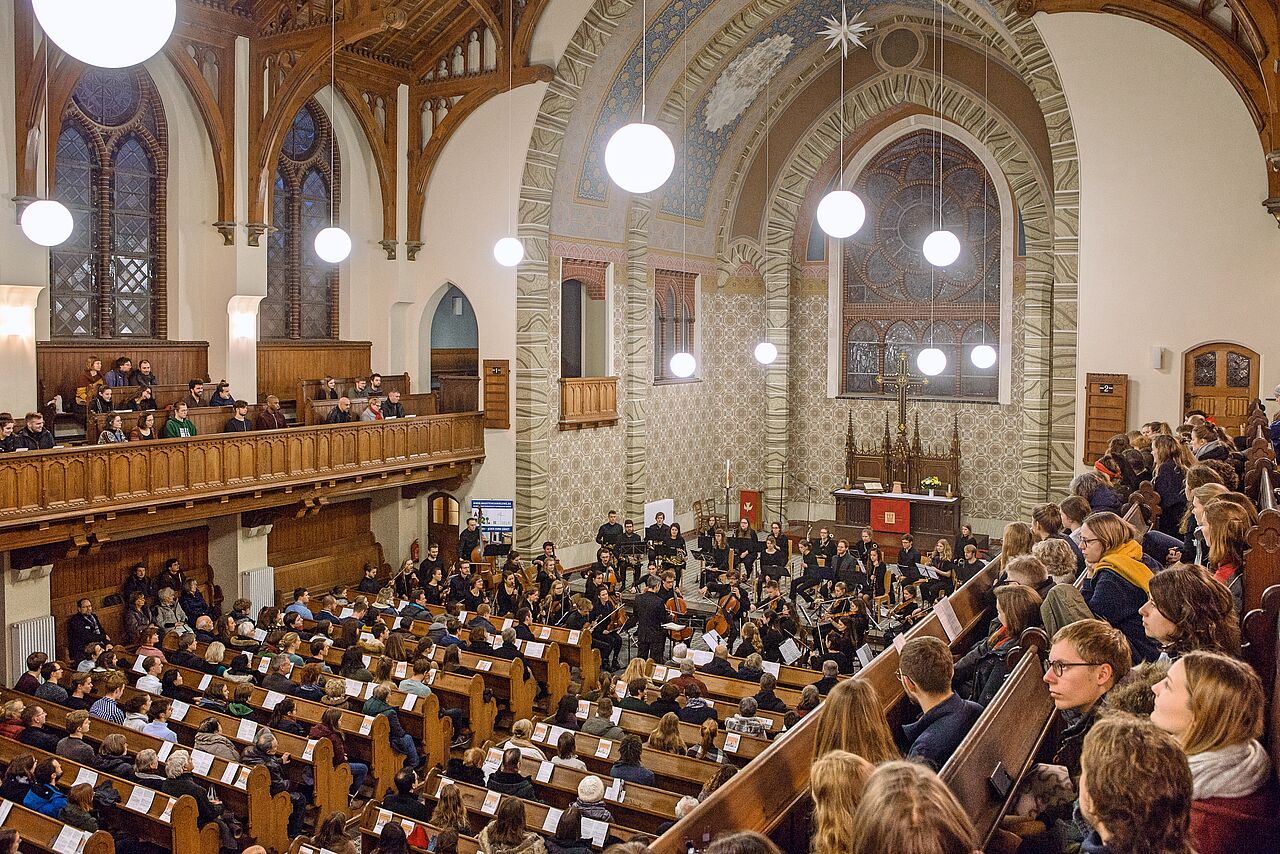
left=1183, top=342, right=1260, bottom=433
left=428, top=492, right=461, bottom=568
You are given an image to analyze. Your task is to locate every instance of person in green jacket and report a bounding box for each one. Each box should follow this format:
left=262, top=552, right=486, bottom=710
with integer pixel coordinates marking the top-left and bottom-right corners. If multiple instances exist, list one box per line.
left=163, top=402, right=197, bottom=438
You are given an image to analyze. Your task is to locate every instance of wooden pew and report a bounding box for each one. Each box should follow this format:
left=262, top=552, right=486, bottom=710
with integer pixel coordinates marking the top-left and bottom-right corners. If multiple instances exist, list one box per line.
left=510, top=753, right=680, bottom=836
left=353, top=801, right=482, bottom=854
left=0, top=735, right=217, bottom=854
left=274, top=535, right=389, bottom=607
left=110, top=676, right=351, bottom=821
left=1244, top=463, right=1280, bottom=614
left=86, top=403, right=269, bottom=441
left=146, top=656, right=400, bottom=799
left=358, top=592, right=598, bottom=697
left=294, top=372, right=411, bottom=408
left=641, top=661, right=806, bottom=710
left=37, top=340, right=210, bottom=415
left=569, top=699, right=770, bottom=765
left=620, top=679, right=785, bottom=734
left=939, top=640, right=1056, bottom=848
left=420, top=768, right=640, bottom=847
left=255, top=341, right=376, bottom=403
left=302, top=392, right=437, bottom=426
left=1, top=798, right=115, bottom=854
left=524, top=721, right=719, bottom=798
left=647, top=562, right=999, bottom=852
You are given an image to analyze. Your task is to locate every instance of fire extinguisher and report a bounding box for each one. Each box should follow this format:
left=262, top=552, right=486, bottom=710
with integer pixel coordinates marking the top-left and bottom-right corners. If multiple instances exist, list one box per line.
left=410, top=538, right=420, bottom=561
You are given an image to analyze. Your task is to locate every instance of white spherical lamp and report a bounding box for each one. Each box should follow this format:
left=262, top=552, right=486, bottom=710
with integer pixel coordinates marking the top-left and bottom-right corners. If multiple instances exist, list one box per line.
left=604, top=122, right=675, bottom=194
left=34, top=0, right=176, bottom=69
left=669, top=352, right=696, bottom=378
left=922, top=229, right=961, bottom=267
left=493, top=237, right=524, bottom=267
left=970, top=344, right=997, bottom=369
left=917, top=347, right=947, bottom=376
left=313, top=226, right=351, bottom=263
left=815, top=190, right=866, bottom=239
left=753, top=342, right=778, bottom=365
left=20, top=199, right=72, bottom=247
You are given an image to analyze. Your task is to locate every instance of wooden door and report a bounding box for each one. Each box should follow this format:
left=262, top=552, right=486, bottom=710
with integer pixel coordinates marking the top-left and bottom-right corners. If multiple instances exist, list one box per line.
left=429, top=492, right=461, bottom=567
left=1183, top=343, right=1260, bottom=433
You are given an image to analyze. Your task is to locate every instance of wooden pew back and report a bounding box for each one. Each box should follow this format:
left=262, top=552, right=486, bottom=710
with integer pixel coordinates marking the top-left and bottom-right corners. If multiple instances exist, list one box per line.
left=302, top=391, right=436, bottom=426
left=295, top=373, right=411, bottom=409
left=37, top=341, right=209, bottom=415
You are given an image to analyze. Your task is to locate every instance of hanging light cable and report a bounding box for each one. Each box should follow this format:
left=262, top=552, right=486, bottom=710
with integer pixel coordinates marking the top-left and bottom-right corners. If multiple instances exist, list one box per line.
left=815, top=1, right=866, bottom=239
left=754, top=68, right=777, bottom=365
left=670, top=1, right=696, bottom=377
left=493, top=0, right=523, bottom=266
left=315, top=2, right=351, bottom=263
left=917, top=0, right=947, bottom=375
left=922, top=1, right=958, bottom=268
left=605, top=0, right=675, bottom=193
left=971, top=31, right=996, bottom=369
left=22, top=33, right=73, bottom=247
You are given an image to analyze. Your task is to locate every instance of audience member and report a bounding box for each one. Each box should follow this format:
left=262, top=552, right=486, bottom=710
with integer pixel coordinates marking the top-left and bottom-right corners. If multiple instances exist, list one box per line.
left=1078, top=511, right=1158, bottom=662
left=849, top=760, right=977, bottom=854
left=486, top=747, right=537, bottom=801
left=477, top=797, right=546, bottom=854
left=1141, top=563, right=1241, bottom=659
left=812, top=678, right=899, bottom=762
left=897, top=636, right=981, bottom=770
left=810, top=750, right=874, bottom=854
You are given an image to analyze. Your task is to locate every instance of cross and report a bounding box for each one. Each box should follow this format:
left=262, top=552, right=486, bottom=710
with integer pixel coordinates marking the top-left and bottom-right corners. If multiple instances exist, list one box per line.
left=876, top=351, right=928, bottom=437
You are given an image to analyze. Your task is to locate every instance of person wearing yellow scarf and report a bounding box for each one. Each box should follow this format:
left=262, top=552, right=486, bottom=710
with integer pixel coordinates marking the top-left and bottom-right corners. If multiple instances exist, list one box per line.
left=1080, top=514, right=1160, bottom=663
left=1090, top=539, right=1152, bottom=593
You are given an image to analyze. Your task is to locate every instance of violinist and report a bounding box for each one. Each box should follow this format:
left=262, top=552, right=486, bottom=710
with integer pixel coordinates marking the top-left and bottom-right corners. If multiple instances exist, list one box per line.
left=461, top=573, right=489, bottom=611
left=758, top=534, right=788, bottom=600
left=595, top=510, right=623, bottom=553
left=541, top=578, right=573, bottom=625
left=534, top=541, right=562, bottom=598
left=619, top=519, right=645, bottom=591
left=589, top=587, right=625, bottom=670
left=659, top=523, right=689, bottom=586
left=493, top=571, right=524, bottom=618
left=393, top=558, right=420, bottom=600
left=564, top=597, right=594, bottom=631
left=633, top=574, right=668, bottom=662
left=760, top=608, right=787, bottom=662
left=734, top=620, right=764, bottom=659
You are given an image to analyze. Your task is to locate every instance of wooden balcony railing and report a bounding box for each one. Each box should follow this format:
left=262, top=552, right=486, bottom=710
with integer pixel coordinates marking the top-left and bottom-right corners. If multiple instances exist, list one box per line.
left=0, top=413, right=485, bottom=548
left=559, top=376, right=619, bottom=430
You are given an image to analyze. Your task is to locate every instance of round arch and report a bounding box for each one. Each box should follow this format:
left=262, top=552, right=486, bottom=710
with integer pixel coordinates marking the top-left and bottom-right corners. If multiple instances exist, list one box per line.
left=418, top=282, right=479, bottom=391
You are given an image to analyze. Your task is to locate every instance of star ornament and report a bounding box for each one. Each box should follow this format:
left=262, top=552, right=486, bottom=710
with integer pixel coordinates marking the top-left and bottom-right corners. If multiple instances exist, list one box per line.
left=819, top=3, right=873, bottom=58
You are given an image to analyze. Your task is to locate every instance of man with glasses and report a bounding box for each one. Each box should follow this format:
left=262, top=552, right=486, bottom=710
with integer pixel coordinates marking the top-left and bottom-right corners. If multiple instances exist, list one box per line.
left=1042, top=619, right=1131, bottom=783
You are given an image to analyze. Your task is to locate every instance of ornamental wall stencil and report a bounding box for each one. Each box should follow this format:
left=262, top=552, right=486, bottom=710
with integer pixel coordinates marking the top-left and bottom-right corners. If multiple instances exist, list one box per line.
left=704, top=34, right=794, bottom=132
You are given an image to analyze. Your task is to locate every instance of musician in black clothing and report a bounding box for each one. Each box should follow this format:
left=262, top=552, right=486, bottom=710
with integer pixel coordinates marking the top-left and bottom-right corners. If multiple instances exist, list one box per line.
left=768, top=522, right=791, bottom=560
left=458, top=518, right=483, bottom=563
left=792, top=540, right=823, bottom=603
left=954, top=524, right=979, bottom=560
left=588, top=587, right=625, bottom=669
left=595, top=510, right=623, bottom=552
left=658, top=524, right=688, bottom=586
left=493, top=572, right=524, bottom=617
left=619, top=520, right=645, bottom=590
left=633, top=575, right=668, bottom=663
left=446, top=562, right=473, bottom=603
left=658, top=572, right=678, bottom=603
left=419, top=543, right=444, bottom=579
left=702, top=516, right=721, bottom=539
left=813, top=528, right=838, bottom=564
left=829, top=540, right=859, bottom=587
left=514, top=608, right=537, bottom=641
left=850, top=528, right=876, bottom=563
left=703, top=529, right=730, bottom=575
left=757, top=535, right=788, bottom=600
left=732, top=519, right=757, bottom=578
left=644, top=512, right=671, bottom=561
left=897, top=534, right=923, bottom=587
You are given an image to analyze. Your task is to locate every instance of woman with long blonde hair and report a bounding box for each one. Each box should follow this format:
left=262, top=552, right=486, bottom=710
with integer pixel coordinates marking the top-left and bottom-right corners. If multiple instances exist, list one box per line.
left=810, top=750, right=874, bottom=854
left=996, top=521, right=1035, bottom=575
left=813, top=678, right=899, bottom=762
left=429, top=782, right=470, bottom=836
left=850, top=761, right=977, bottom=854
left=647, top=712, right=687, bottom=755
left=734, top=621, right=763, bottom=658
left=1201, top=499, right=1252, bottom=613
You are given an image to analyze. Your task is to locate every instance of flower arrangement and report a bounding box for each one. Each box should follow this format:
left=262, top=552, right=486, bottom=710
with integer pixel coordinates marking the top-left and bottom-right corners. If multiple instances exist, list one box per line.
left=920, top=476, right=942, bottom=490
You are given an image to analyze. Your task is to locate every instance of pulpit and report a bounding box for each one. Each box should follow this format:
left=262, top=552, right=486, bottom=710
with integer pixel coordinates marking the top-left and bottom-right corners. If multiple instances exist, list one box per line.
left=832, top=353, right=963, bottom=555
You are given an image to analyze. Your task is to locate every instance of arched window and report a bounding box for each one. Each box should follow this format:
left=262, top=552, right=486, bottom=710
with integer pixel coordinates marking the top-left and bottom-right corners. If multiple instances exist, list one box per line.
left=264, top=100, right=340, bottom=340
left=653, top=269, right=697, bottom=381
left=839, top=129, right=1000, bottom=400
left=50, top=68, right=167, bottom=338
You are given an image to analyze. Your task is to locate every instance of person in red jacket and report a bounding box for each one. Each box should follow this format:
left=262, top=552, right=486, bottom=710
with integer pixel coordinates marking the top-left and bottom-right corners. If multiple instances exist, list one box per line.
left=1151, top=650, right=1279, bottom=854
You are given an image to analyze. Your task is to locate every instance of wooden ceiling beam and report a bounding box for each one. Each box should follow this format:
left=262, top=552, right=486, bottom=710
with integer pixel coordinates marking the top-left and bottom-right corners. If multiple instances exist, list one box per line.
left=412, top=7, right=485, bottom=79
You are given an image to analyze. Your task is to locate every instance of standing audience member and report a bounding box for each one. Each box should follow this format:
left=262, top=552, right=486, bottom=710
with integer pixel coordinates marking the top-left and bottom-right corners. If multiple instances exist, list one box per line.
left=1078, top=715, right=1196, bottom=854
left=1150, top=651, right=1278, bottom=854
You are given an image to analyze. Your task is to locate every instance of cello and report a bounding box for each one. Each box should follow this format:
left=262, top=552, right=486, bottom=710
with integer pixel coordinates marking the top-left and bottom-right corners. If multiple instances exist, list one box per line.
left=705, top=572, right=744, bottom=639
left=666, top=587, right=694, bottom=643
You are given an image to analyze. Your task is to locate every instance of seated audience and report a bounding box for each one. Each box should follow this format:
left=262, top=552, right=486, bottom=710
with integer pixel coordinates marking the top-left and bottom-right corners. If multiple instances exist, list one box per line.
left=1150, top=650, right=1278, bottom=854
left=687, top=718, right=727, bottom=764
left=1201, top=498, right=1251, bottom=613
left=312, top=811, right=358, bottom=854
left=477, top=797, right=545, bottom=854
left=548, top=805, right=592, bottom=854
left=163, top=402, right=198, bottom=438
left=610, top=734, right=655, bottom=786
left=0, top=754, right=34, bottom=803
left=256, top=395, right=288, bottom=429
left=617, top=677, right=652, bottom=715
left=810, top=750, right=874, bottom=854
left=194, top=716, right=240, bottom=761
left=59, top=782, right=98, bottom=832
left=94, top=733, right=133, bottom=778
left=66, top=598, right=110, bottom=663
left=97, top=413, right=126, bottom=444
left=581, top=697, right=625, bottom=741
left=1079, top=714, right=1195, bottom=854
left=954, top=584, right=1043, bottom=706
left=897, top=636, right=982, bottom=770
left=444, top=747, right=487, bottom=788
left=486, top=747, right=537, bottom=801
left=573, top=775, right=614, bottom=824
left=725, top=697, right=770, bottom=739
left=1140, top=563, right=1240, bottom=660
left=752, top=672, right=790, bottom=713
left=383, top=767, right=431, bottom=821
left=13, top=653, right=45, bottom=694
left=17, top=705, right=58, bottom=753
left=552, top=730, right=587, bottom=771
left=15, top=412, right=54, bottom=450
left=142, top=697, right=178, bottom=741
left=676, top=683, right=718, bottom=725
left=34, top=661, right=67, bottom=705
left=430, top=782, right=472, bottom=836
left=500, top=719, right=547, bottom=762
left=647, top=712, right=687, bottom=755
left=23, top=758, right=67, bottom=817
left=850, top=760, right=978, bottom=854
left=121, top=693, right=151, bottom=731
left=1078, top=511, right=1159, bottom=662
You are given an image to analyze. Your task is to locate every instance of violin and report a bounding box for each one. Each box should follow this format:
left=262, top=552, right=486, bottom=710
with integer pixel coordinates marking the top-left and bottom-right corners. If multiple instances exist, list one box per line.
left=666, top=588, right=693, bottom=643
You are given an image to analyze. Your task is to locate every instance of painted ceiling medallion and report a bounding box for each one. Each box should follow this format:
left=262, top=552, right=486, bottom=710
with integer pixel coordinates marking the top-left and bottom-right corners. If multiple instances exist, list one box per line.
left=704, top=34, right=795, bottom=132
left=819, top=3, right=873, bottom=57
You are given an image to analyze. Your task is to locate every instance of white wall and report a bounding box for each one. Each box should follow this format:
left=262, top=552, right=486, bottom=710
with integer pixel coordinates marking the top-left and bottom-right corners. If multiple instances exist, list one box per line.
left=1038, top=13, right=1280, bottom=462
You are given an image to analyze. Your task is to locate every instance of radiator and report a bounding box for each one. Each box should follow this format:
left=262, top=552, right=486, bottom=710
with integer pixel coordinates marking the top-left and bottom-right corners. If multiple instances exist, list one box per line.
left=10, top=615, right=56, bottom=679
left=239, top=566, right=276, bottom=618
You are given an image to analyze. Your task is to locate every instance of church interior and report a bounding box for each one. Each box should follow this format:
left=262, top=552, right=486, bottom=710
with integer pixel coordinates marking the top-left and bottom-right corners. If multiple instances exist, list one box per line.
left=0, top=0, right=1277, bottom=852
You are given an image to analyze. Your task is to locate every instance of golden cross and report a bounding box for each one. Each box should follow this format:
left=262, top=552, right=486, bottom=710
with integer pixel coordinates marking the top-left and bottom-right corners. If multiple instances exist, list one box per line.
left=876, top=351, right=928, bottom=435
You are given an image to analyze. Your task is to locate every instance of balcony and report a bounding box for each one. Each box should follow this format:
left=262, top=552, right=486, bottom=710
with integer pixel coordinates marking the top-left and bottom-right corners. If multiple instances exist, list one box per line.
left=559, top=377, right=619, bottom=430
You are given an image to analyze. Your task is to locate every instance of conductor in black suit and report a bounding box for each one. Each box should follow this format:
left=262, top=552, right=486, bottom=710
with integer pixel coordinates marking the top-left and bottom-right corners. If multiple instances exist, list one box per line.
left=633, top=574, right=668, bottom=663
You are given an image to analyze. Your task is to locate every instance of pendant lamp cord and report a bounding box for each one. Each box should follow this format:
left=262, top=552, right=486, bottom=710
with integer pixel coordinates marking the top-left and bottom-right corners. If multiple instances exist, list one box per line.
left=979, top=31, right=989, bottom=348
left=330, top=0, right=336, bottom=225
left=506, top=0, right=514, bottom=235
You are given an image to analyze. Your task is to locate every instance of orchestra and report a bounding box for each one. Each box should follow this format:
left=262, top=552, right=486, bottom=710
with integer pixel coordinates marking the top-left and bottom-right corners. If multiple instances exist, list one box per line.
left=382, top=509, right=950, bottom=678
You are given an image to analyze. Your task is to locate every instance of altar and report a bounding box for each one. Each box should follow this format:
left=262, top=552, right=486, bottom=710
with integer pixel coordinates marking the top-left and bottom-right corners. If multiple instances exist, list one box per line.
left=832, top=353, right=964, bottom=556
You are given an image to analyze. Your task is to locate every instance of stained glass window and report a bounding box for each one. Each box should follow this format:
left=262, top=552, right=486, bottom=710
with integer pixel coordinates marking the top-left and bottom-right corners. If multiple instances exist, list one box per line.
left=1227, top=352, right=1251, bottom=388
left=839, top=130, right=1001, bottom=401
left=50, top=68, right=165, bottom=338
left=1194, top=353, right=1217, bottom=387
left=264, top=101, right=340, bottom=340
